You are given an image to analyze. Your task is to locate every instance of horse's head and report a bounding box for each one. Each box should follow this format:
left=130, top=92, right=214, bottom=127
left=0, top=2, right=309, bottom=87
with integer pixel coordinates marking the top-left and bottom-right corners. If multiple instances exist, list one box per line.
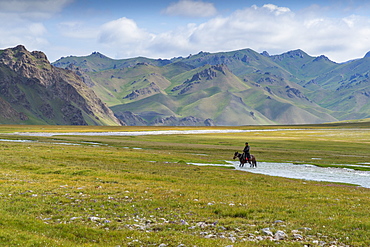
left=233, top=151, right=239, bottom=159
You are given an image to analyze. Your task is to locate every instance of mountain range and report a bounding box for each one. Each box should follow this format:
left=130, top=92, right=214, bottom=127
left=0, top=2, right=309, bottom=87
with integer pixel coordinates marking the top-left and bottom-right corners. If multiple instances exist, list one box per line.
left=1, top=45, right=370, bottom=126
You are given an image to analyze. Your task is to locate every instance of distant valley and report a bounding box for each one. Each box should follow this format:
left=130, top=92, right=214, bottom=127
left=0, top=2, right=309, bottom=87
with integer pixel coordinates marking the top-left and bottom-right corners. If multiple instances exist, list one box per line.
left=1, top=45, right=370, bottom=126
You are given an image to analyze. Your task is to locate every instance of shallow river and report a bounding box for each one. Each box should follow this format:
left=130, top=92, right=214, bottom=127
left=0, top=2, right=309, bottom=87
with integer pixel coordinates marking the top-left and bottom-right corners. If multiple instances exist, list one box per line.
left=13, top=129, right=297, bottom=137
left=193, top=161, right=370, bottom=189
left=6, top=129, right=370, bottom=189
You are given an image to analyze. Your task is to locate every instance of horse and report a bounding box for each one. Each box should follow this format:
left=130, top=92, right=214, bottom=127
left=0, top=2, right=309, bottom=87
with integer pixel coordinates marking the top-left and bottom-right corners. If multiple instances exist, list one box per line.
left=233, top=151, right=257, bottom=168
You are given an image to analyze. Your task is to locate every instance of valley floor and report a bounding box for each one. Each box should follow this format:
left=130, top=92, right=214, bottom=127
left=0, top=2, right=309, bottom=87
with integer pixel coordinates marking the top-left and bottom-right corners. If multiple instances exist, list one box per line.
left=0, top=124, right=369, bottom=246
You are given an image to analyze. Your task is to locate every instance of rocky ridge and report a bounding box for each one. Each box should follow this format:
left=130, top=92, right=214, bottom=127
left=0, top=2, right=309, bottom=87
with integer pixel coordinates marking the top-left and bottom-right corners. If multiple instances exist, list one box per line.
left=0, top=45, right=122, bottom=125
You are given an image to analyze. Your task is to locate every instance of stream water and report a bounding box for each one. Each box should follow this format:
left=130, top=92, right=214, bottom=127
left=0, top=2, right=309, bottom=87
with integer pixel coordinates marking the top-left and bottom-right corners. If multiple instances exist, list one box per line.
left=193, top=161, right=370, bottom=189
left=13, top=129, right=298, bottom=137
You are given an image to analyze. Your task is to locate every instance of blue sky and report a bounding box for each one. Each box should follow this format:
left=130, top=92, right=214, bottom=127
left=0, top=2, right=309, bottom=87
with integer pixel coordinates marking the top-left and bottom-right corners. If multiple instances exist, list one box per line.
left=1, top=0, right=370, bottom=62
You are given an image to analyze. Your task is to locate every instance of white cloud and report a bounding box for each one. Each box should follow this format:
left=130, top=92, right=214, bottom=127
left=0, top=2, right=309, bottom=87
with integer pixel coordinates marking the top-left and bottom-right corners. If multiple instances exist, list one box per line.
left=58, top=21, right=98, bottom=39
left=260, top=4, right=291, bottom=16
left=149, top=4, right=298, bottom=58
left=162, top=0, right=217, bottom=18
left=146, top=24, right=198, bottom=57
left=0, top=22, right=49, bottom=49
left=0, top=0, right=74, bottom=60
left=0, top=0, right=73, bottom=20
left=28, top=23, right=47, bottom=36
left=146, top=4, right=370, bottom=62
left=99, top=17, right=152, bottom=44
left=97, top=17, right=155, bottom=57
left=7, top=2, right=368, bottom=63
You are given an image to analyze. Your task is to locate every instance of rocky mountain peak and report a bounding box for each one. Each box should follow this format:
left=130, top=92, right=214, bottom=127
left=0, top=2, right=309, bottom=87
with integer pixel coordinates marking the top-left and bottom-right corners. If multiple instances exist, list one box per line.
left=90, top=51, right=110, bottom=59
left=14, top=44, right=27, bottom=52
left=313, top=55, right=332, bottom=63
left=261, top=51, right=270, bottom=57
left=285, top=49, right=308, bottom=58
left=0, top=45, right=53, bottom=86
left=0, top=45, right=122, bottom=126
left=31, top=50, right=49, bottom=61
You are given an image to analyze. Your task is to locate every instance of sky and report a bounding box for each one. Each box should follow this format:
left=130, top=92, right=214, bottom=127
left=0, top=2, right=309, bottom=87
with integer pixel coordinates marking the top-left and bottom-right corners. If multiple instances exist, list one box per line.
left=1, top=0, right=370, bottom=63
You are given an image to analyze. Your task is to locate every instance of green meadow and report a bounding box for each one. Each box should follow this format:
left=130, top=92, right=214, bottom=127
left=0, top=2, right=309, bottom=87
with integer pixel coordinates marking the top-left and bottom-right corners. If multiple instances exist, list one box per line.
left=0, top=123, right=369, bottom=246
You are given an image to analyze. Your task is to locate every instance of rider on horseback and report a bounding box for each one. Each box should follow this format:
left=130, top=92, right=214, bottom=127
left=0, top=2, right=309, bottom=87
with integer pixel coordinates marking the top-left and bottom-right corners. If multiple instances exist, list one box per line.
left=243, top=142, right=251, bottom=164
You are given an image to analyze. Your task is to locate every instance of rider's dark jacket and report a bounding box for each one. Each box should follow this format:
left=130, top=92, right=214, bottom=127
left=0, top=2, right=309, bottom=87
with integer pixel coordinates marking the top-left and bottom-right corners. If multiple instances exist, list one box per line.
left=243, top=145, right=250, bottom=154
left=243, top=145, right=251, bottom=160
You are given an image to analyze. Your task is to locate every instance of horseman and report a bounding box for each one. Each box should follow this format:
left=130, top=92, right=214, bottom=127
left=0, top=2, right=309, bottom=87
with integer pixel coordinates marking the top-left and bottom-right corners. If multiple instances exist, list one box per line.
left=243, top=142, right=251, bottom=164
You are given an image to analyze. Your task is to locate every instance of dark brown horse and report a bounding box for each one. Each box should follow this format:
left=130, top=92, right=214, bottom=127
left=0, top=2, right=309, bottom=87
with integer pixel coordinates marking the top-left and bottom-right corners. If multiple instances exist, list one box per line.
left=233, top=151, right=257, bottom=168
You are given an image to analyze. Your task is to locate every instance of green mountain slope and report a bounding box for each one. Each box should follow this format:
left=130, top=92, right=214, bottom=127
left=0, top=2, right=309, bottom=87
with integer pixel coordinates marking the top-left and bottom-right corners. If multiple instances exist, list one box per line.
left=104, top=62, right=335, bottom=125
left=50, top=47, right=370, bottom=126
left=270, top=49, right=338, bottom=81
left=297, top=56, right=370, bottom=119
left=53, top=52, right=171, bottom=72
left=172, top=49, right=293, bottom=79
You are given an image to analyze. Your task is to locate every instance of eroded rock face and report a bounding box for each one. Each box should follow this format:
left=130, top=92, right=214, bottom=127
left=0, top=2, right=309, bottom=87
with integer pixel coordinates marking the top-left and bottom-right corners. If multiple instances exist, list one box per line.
left=65, top=64, right=95, bottom=87
left=152, top=115, right=215, bottom=126
left=114, top=111, right=145, bottom=126
left=124, top=82, right=161, bottom=100
left=0, top=97, right=28, bottom=121
left=113, top=113, right=216, bottom=126
left=285, top=86, right=311, bottom=101
left=0, top=45, right=122, bottom=125
left=172, top=64, right=229, bottom=95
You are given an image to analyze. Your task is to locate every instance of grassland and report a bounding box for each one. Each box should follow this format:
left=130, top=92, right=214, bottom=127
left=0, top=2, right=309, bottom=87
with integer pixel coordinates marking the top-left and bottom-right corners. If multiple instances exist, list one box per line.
left=0, top=123, right=369, bottom=246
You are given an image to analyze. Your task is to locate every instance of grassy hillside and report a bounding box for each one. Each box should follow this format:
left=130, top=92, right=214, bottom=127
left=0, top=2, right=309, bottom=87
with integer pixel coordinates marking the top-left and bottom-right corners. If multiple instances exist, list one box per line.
left=92, top=62, right=336, bottom=125
left=270, top=49, right=338, bottom=81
